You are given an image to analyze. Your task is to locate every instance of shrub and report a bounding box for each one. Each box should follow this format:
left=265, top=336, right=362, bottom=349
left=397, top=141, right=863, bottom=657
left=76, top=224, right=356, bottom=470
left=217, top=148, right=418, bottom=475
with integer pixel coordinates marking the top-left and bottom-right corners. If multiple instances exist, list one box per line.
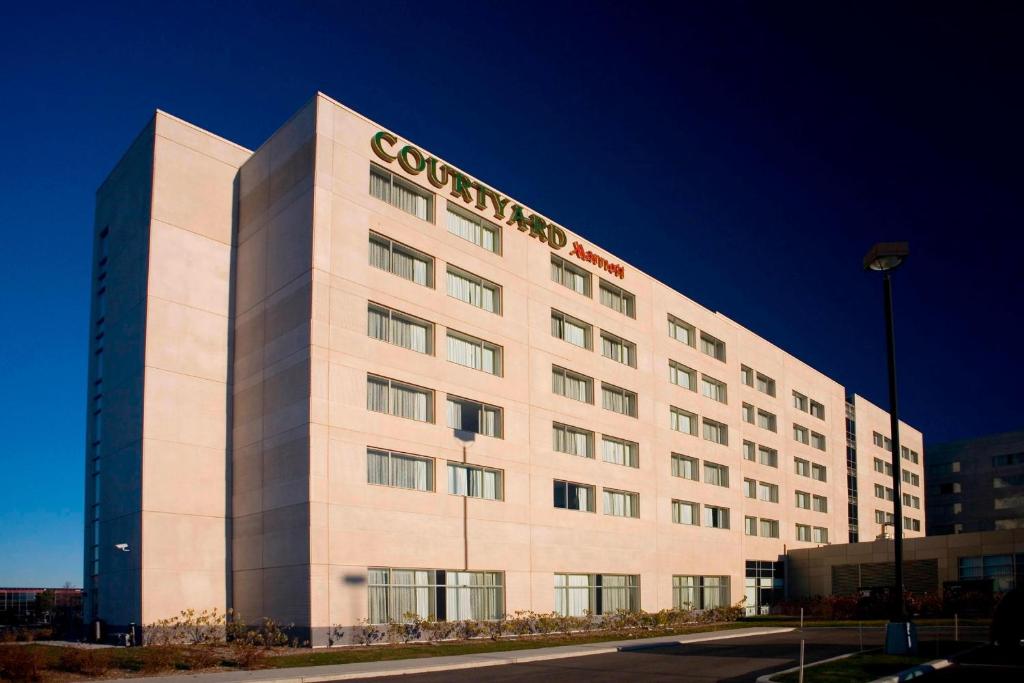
left=183, top=646, right=221, bottom=670
left=138, top=646, right=180, bottom=674
left=328, top=624, right=347, bottom=647
left=351, top=620, right=385, bottom=646
left=57, top=648, right=107, bottom=675
left=146, top=608, right=227, bottom=645
left=386, top=614, right=424, bottom=644
left=229, top=641, right=265, bottom=669
left=0, top=646, right=45, bottom=682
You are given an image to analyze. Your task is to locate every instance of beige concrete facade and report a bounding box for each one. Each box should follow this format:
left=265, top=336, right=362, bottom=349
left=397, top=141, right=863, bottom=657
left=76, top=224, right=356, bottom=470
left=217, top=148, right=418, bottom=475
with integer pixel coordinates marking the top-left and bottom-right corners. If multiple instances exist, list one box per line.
left=87, top=93, right=926, bottom=644
left=849, top=394, right=925, bottom=542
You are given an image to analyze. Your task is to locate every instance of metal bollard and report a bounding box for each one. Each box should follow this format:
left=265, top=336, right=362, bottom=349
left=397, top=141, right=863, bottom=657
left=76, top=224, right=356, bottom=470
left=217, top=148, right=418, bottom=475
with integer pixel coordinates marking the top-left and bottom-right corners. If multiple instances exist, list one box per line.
left=798, top=638, right=805, bottom=683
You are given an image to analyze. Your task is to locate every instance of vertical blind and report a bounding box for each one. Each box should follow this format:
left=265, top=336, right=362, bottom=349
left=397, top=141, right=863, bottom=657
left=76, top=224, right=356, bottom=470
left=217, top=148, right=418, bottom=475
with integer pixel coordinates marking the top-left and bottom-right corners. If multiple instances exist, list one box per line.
left=367, top=449, right=432, bottom=491
left=368, top=305, right=430, bottom=353
left=603, top=490, right=637, bottom=517
left=369, top=235, right=431, bottom=286
left=370, top=167, right=432, bottom=220
left=447, top=463, right=502, bottom=499
left=551, top=312, right=589, bottom=348
left=551, top=258, right=589, bottom=295
left=553, top=368, right=592, bottom=402
left=367, top=376, right=431, bottom=422
left=554, top=424, right=592, bottom=458
left=447, top=333, right=499, bottom=374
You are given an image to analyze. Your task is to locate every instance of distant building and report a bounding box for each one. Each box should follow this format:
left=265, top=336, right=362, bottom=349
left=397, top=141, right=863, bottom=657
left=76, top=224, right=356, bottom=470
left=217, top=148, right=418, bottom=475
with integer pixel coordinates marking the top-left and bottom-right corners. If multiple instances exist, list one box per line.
left=926, top=431, right=1024, bottom=535
left=0, top=587, right=82, bottom=626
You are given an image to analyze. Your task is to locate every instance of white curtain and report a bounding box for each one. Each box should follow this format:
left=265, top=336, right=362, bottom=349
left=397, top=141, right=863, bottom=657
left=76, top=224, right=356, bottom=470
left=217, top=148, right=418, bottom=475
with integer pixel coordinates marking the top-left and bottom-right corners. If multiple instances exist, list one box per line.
left=446, top=399, right=464, bottom=430
left=392, top=315, right=428, bottom=353
left=564, top=318, right=586, bottom=347
left=673, top=501, right=695, bottom=525
left=447, top=209, right=479, bottom=244
left=447, top=270, right=474, bottom=305
left=390, top=569, right=433, bottom=621
left=572, top=483, right=590, bottom=511
left=602, top=575, right=635, bottom=613
left=603, top=439, right=626, bottom=466
left=555, top=574, right=592, bottom=617
left=448, top=334, right=481, bottom=370
left=392, top=453, right=430, bottom=491
left=368, top=306, right=388, bottom=341
left=604, top=490, right=633, bottom=516
left=673, top=576, right=696, bottom=609
left=367, top=449, right=389, bottom=485
left=701, top=577, right=724, bottom=609
left=391, top=383, right=429, bottom=421
left=368, top=568, right=390, bottom=623
left=480, top=406, right=499, bottom=437
left=671, top=409, right=692, bottom=434
left=369, top=237, right=390, bottom=271
left=481, top=344, right=497, bottom=374
left=555, top=425, right=590, bottom=457
left=448, top=464, right=468, bottom=496
left=392, top=181, right=430, bottom=220
left=369, top=170, right=391, bottom=203
left=367, top=377, right=389, bottom=413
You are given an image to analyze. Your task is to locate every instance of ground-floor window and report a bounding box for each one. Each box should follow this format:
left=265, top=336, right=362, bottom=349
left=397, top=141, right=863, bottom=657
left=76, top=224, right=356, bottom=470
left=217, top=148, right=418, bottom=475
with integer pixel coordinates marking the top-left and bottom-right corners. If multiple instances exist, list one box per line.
left=553, top=573, right=639, bottom=616
left=673, top=575, right=729, bottom=610
left=368, top=568, right=504, bottom=623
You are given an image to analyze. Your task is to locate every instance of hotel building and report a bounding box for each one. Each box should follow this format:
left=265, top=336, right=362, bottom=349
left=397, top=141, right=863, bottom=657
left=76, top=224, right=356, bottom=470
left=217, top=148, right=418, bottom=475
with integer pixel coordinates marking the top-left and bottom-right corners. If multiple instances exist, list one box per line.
left=84, top=93, right=925, bottom=644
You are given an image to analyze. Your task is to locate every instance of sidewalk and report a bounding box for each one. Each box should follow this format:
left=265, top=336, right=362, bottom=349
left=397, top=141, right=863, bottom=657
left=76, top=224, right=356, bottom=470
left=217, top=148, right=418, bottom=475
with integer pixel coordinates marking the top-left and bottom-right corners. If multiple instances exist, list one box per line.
left=109, top=626, right=793, bottom=683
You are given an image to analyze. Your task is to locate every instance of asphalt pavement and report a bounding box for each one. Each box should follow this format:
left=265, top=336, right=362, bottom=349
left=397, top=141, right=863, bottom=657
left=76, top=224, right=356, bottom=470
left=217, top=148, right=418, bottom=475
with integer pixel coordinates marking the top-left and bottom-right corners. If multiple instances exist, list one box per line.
left=351, top=627, right=887, bottom=682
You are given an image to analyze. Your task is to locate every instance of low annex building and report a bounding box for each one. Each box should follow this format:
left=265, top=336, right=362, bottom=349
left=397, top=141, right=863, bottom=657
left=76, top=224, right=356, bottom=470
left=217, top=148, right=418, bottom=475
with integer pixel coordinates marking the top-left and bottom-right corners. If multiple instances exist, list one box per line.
left=84, top=93, right=925, bottom=644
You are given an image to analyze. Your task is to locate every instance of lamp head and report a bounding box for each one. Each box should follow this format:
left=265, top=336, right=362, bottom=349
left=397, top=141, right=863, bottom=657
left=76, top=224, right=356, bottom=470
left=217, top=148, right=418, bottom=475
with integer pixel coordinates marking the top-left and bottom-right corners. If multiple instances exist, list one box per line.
left=863, top=242, right=909, bottom=272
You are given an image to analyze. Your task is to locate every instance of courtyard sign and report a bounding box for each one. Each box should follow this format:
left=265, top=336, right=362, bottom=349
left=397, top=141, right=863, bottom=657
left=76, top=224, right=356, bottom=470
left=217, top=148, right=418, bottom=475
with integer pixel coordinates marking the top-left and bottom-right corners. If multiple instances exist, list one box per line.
left=371, top=131, right=625, bottom=279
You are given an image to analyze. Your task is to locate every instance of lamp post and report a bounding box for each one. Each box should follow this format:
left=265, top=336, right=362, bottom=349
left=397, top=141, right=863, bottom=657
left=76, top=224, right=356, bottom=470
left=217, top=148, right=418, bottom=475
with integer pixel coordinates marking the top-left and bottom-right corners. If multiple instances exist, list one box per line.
left=863, top=242, right=917, bottom=655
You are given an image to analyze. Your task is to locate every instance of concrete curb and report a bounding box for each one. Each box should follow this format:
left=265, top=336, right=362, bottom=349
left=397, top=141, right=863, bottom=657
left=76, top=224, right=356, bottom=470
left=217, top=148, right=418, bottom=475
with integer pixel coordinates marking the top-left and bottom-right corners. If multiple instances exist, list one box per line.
left=866, top=658, right=954, bottom=683
left=106, top=626, right=794, bottom=683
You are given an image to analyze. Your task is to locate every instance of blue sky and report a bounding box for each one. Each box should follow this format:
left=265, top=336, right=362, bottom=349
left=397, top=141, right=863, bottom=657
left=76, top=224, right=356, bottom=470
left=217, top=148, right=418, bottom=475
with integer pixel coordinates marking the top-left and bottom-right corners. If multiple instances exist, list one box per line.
left=0, top=1, right=1021, bottom=586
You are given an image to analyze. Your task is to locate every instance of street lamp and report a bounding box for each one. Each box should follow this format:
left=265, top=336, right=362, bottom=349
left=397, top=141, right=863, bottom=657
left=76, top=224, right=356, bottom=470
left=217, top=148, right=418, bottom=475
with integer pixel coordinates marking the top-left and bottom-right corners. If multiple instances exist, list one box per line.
left=863, top=241, right=917, bottom=655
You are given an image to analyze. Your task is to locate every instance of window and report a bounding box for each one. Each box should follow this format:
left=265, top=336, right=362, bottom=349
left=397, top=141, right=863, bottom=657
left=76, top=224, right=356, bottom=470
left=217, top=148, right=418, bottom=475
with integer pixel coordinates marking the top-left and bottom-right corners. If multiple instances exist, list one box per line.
left=703, top=461, right=729, bottom=487
left=758, top=482, right=779, bottom=503
left=809, top=401, right=825, bottom=420
left=668, top=315, right=695, bottom=346
left=796, top=524, right=812, bottom=542
left=812, top=495, right=828, bottom=513
left=446, top=395, right=503, bottom=437
left=673, top=575, right=729, bottom=610
left=812, top=527, right=829, bottom=543
left=669, top=361, right=696, bottom=390
left=367, top=448, right=433, bottom=491
left=742, top=403, right=755, bottom=424
left=795, top=491, right=811, bottom=509
left=795, top=457, right=810, bottom=477
left=699, top=332, right=726, bottom=361
left=793, top=424, right=809, bottom=444
left=743, top=478, right=756, bottom=499
left=743, top=441, right=756, bottom=462
left=551, top=255, right=591, bottom=296
left=368, top=568, right=504, bottom=624
left=758, top=446, right=779, bottom=468
left=958, top=554, right=1018, bottom=592
left=874, top=458, right=893, bottom=476
left=601, top=332, right=637, bottom=367
left=793, top=391, right=808, bottom=412
left=552, top=366, right=594, bottom=403
left=447, top=463, right=503, bottom=500
left=551, top=309, right=592, bottom=349
left=873, top=432, right=884, bottom=447
left=701, top=375, right=727, bottom=403
left=741, top=365, right=754, bottom=387
left=370, top=165, right=433, bottom=220
left=810, top=431, right=826, bottom=451
left=671, top=453, right=698, bottom=480
left=939, top=482, right=962, bottom=495
left=901, top=447, right=920, bottom=464
left=554, top=574, right=638, bottom=616
left=447, top=330, right=501, bottom=375
left=670, top=406, right=697, bottom=435
left=603, top=489, right=639, bottom=518
left=553, top=423, right=594, bottom=459
left=757, top=409, right=777, bottom=432
left=902, top=470, right=920, bottom=487
left=601, top=383, right=638, bottom=417
left=703, top=418, right=728, bottom=445
left=599, top=279, right=635, bottom=318
left=875, top=510, right=894, bottom=525
left=902, top=493, right=921, bottom=509
left=368, top=303, right=433, bottom=354
left=369, top=232, right=433, bottom=286
left=874, top=483, right=894, bottom=501
left=760, top=519, right=780, bottom=538
left=673, top=500, right=699, bottom=525
left=553, top=480, right=595, bottom=512
left=755, top=373, right=776, bottom=397
left=704, top=505, right=730, bottom=529
left=447, top=205, right=500, bottom=253
left=745, top=515, right=757, bottom=535
left=602, top=436, right=639, bottom=468
left=367, top=375, right=433, bottom=422
left=446, top=266, right=501, bottom=314
left=811, top=463, right=827, bottom=482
